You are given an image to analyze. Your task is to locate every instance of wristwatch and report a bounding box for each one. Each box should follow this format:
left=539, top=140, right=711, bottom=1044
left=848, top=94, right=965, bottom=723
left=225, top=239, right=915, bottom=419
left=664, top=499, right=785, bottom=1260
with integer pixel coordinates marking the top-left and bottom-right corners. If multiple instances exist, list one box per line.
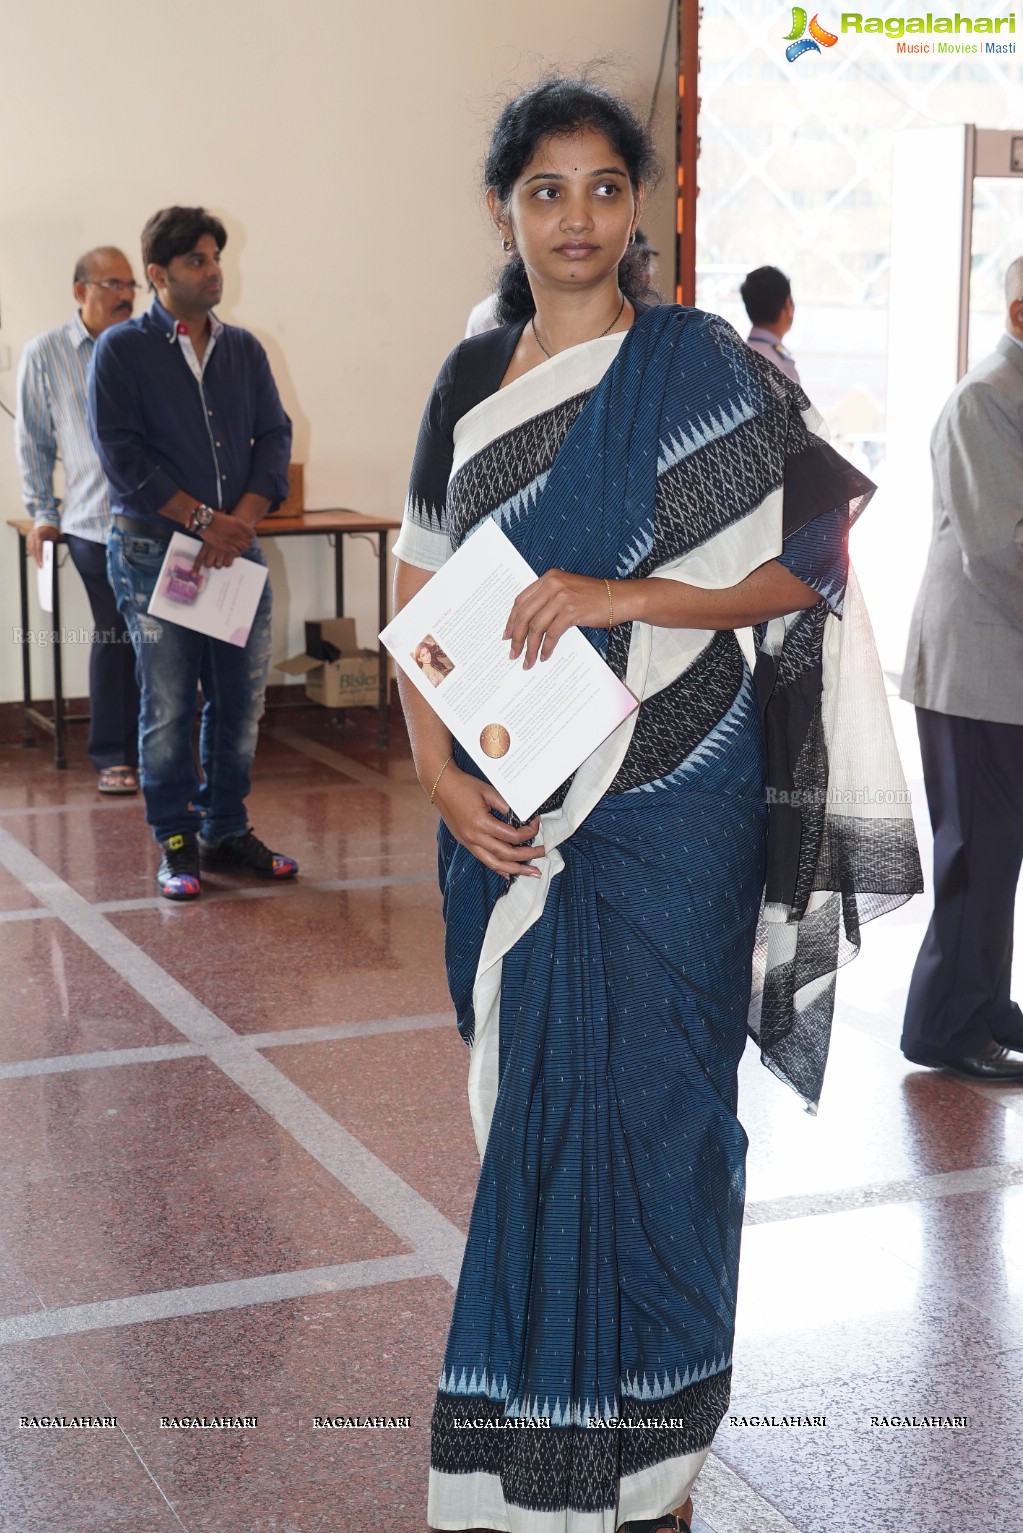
left=188, top=503, right=215, bottom=535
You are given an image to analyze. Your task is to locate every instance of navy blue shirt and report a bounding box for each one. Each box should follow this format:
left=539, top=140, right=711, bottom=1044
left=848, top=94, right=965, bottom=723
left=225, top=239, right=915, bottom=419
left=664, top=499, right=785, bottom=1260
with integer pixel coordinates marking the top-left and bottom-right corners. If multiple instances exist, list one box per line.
left=88, top=298, right=292, bottom=535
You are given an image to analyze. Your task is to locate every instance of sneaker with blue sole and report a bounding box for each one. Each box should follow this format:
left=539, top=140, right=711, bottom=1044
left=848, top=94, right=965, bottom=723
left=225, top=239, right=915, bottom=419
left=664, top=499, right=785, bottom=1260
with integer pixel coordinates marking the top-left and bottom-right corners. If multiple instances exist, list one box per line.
left=157, top=832, right=202, bottom=901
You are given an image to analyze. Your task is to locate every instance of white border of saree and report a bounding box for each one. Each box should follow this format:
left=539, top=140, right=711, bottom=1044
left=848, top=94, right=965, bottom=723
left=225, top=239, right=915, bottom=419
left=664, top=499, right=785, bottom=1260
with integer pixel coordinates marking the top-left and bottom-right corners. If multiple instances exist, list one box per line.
left=427, top=1444, right=709, bottom=1533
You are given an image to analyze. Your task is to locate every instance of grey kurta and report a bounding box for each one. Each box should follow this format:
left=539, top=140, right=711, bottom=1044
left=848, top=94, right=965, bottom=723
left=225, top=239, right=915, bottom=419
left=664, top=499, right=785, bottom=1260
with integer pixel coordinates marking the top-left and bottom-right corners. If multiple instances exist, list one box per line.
left=901, top=333, right=1023, bottom=726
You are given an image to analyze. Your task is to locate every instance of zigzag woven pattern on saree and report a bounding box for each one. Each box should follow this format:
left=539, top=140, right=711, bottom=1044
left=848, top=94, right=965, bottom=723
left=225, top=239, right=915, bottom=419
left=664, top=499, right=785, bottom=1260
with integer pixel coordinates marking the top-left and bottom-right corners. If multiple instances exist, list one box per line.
left=430, top=1367, right=732, bottom=1510
left=609, top=631, right=747, bottom=795
left=447, top=392, right=590, bottom=548
left=640, top=403, right=802, bottom=576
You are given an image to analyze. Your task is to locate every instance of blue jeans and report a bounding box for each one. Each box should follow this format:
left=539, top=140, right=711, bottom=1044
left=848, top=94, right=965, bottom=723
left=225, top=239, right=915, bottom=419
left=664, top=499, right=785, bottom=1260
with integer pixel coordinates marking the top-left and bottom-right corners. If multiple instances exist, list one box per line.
left=107, top=526, right=272, bottom=845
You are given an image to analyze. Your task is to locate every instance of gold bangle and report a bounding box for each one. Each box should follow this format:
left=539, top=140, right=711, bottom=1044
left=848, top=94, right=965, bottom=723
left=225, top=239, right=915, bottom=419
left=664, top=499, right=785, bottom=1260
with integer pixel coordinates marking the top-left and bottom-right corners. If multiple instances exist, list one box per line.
left=604, top=578, right=614, bottom=630
left=429, top=753, right=454, bottom=804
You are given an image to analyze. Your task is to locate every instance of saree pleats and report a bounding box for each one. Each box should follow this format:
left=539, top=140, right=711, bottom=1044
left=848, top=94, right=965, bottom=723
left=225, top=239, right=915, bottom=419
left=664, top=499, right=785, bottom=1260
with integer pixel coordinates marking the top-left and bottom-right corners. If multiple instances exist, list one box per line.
left=431, top=727, right=765, bottom=1530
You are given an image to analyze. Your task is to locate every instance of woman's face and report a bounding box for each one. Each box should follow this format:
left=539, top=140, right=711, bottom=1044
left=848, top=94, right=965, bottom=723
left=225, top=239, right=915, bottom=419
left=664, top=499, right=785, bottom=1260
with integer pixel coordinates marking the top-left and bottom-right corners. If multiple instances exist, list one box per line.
left=416, top=644, right=432, bottom=668
left=491, top=127, right=642, bottom=299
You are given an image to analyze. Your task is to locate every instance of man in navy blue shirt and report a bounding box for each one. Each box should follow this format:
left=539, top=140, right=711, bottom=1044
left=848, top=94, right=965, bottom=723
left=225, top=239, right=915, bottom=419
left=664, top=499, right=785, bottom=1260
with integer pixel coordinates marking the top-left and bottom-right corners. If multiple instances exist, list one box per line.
left=90, top=206, right=298, bottom=899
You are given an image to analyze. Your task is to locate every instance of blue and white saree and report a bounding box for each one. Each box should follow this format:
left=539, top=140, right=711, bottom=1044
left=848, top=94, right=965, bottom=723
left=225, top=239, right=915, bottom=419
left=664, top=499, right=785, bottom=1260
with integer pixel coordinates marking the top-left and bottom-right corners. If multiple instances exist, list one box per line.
left=396, top=306, right=921, bottom=1532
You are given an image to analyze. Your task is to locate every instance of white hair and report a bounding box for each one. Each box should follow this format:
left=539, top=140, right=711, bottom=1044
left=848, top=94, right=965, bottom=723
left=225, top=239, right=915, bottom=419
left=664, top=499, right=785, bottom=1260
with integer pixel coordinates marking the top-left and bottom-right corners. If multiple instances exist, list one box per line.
left=1005, top=255, right=1023, bottom=309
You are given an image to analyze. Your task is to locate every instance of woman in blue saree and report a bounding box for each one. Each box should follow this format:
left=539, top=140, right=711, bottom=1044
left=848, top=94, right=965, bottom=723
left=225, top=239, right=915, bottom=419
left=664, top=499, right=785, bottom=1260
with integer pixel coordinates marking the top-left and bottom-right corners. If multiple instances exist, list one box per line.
left=393, top=80, right=921, bottom=1533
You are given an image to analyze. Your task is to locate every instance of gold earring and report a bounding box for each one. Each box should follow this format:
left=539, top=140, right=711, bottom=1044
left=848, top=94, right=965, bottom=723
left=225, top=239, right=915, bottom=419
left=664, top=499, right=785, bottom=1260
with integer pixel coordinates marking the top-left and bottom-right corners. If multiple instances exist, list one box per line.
left=502, top=236, right=514, bottom=252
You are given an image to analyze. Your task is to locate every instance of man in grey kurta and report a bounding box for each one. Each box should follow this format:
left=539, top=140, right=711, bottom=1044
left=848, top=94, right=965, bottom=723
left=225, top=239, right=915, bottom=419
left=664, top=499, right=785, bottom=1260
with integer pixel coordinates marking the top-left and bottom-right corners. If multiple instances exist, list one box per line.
left=900, top=257, right=1023, bottom=1080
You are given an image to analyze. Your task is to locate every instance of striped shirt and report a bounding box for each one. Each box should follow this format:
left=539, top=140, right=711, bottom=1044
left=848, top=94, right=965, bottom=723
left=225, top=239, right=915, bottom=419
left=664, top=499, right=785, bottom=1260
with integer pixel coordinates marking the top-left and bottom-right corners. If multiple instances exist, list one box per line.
left=15, top=311, right=112, bottom=544
left=746, top=325, right=800, bottom=386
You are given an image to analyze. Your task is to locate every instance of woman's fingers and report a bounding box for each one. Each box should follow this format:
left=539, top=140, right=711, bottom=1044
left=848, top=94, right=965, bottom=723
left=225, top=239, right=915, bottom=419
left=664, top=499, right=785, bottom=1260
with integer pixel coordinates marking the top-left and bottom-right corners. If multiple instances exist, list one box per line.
left=522, top=604, right=569, bottom=668
left=504, top=580, right=546, bottom=658
left=503, top=576, right=544, bottom=634
left=507, top=592, right=570, bottom=667
left=473, top=839, right=545, bottom=879
left=434, top=771, right=544, bottom=877
left=480, top=783, right=512, bottom=817
left=461, top=810, right=544, bottom=878
left=470, top=810, right=543, bottom=874
left=504, top=572, right=606, bottom=666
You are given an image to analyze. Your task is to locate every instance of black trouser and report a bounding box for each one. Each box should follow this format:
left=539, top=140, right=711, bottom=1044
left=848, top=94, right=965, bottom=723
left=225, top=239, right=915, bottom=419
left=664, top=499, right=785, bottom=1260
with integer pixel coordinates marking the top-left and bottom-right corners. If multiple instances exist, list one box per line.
left=902, top=706, right=1023, bottom=1059
left=64, top=534, right=140, bottom=772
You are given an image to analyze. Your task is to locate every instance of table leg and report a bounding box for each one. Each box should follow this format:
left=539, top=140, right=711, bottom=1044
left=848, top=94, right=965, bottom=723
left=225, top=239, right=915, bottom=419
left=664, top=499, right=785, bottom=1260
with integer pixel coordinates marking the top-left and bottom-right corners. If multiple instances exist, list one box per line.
left=334, top=534, right=345, bottom=617
left=377, top=530, right=389, bottom=748
left=332, top=534, right=347, bottom=728
left=51, top=550, right=67, bottom=769
left=18, top=534, right=36, bottom=748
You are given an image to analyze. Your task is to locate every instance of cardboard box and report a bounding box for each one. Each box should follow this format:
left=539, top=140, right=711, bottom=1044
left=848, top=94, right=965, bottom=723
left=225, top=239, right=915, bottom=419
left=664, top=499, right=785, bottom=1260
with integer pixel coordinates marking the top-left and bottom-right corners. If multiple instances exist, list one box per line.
left=278, top=463, right=304, bottom=516
left=276, top=617, right=381, bottom=708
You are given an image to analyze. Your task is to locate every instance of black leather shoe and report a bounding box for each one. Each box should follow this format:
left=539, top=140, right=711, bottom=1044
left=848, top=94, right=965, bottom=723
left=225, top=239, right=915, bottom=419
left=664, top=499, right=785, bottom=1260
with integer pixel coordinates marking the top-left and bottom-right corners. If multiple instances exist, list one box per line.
left=903, top=1040, right=1023, bottom=1081
left=622, top=1515, right=691, bottom=1533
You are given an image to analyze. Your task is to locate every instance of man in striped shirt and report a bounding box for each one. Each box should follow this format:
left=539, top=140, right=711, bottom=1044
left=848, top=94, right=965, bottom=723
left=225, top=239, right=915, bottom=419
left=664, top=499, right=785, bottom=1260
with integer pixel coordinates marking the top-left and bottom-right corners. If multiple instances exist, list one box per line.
left=15, top=247, right=141, bottom=793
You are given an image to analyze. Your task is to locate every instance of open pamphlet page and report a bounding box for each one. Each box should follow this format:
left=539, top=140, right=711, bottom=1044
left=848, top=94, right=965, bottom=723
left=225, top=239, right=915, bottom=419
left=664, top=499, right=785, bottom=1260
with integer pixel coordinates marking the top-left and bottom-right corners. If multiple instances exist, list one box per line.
left=36, top=539, right=54, bottom=614
left=147, top=533, right=269, bottom=647
left=380, top=519, right=639, bottom=821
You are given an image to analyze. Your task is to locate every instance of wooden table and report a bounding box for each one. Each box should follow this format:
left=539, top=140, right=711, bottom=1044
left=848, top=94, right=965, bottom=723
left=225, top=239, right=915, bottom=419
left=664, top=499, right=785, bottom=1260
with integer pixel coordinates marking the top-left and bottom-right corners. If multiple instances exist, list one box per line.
left=7, top=508, right=400, bottom=767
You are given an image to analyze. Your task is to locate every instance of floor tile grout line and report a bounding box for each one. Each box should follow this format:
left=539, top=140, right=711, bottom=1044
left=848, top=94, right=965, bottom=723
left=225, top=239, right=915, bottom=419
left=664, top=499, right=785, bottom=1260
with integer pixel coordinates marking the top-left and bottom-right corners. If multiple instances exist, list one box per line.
left=0, top=826, right=466, bottom=1287
left=0, top=1252, right=439, bottom=1345
left=116, top=1425, right=194, bottom=1533
left=265, top=724, right=400, bottom=782
left=0, top=868, right=437, bottom=923
left=264, top=725, right=427, bottom=799
left=90, top=869, right=437, bottom=913
left=244, top=1011, right=453, bottom=1048
left=0, top=1042, right=206, bottom=1080
left=743, top=1161, right=1023, bottom=1225
left=0, top=1012, right=456, bottom=1081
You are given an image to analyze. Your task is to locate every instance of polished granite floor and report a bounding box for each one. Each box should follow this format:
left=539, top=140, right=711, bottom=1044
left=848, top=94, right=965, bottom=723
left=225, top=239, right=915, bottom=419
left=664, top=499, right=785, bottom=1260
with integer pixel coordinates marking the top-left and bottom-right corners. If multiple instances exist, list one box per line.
left=0, top=696, right=1021, bottom=1533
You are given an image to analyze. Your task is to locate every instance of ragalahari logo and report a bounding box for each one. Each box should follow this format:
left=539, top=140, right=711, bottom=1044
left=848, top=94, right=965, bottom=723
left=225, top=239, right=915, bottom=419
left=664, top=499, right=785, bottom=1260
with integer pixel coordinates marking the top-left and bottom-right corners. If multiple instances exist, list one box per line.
left=784, top=8, right=839, bottom=61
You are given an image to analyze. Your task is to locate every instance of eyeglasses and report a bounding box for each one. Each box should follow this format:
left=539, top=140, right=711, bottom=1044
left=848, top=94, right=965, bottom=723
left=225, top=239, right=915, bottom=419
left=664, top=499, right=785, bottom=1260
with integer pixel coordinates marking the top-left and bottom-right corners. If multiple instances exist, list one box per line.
left=84, top=279, right=141, bottom=293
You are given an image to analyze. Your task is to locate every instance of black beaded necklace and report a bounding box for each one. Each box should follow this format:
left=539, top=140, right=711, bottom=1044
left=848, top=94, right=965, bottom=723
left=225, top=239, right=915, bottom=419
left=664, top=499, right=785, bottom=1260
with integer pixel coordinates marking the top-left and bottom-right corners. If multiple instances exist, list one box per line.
left=530, top=293, right=627, bottom=359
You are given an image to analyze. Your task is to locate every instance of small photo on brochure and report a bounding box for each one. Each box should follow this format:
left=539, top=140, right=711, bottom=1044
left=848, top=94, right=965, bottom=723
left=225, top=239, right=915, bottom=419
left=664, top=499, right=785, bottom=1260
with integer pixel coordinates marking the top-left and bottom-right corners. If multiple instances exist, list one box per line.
left=412, top=634, right=455, bottom=689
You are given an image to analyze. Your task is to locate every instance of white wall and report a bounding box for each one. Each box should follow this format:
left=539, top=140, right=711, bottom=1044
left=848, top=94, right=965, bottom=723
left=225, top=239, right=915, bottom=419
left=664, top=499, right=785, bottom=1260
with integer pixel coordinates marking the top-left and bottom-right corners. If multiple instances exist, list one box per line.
left=0, top=0, right=675, bottom=706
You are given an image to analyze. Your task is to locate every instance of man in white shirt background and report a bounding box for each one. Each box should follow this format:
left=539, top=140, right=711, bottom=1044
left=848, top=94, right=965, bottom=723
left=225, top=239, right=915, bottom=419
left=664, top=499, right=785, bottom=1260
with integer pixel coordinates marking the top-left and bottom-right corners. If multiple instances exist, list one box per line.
left=15, top=247, right=141, bottom=793
left=740, top=264, right=801, bottom=386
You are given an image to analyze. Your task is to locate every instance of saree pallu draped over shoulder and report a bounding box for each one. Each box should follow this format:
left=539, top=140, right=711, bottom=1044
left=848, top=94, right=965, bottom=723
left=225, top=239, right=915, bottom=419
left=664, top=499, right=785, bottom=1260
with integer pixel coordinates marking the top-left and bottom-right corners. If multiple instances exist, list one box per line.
left=416, top=308, right=921, bottom=1532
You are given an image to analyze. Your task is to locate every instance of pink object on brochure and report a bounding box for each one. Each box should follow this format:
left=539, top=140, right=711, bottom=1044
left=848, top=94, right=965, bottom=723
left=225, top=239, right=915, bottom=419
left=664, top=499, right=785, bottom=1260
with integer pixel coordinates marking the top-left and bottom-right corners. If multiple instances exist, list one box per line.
left=147, top=533, right=268, bottom=647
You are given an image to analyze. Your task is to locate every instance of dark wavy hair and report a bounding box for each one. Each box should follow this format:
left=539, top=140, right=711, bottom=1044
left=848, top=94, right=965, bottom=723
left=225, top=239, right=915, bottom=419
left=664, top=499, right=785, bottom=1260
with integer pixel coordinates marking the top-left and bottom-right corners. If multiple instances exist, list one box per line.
left=485, top=79, right=660, bottom=324
left=141, top=206, right=227, bottom=285
left=414, top=638, right=454, bottom=677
